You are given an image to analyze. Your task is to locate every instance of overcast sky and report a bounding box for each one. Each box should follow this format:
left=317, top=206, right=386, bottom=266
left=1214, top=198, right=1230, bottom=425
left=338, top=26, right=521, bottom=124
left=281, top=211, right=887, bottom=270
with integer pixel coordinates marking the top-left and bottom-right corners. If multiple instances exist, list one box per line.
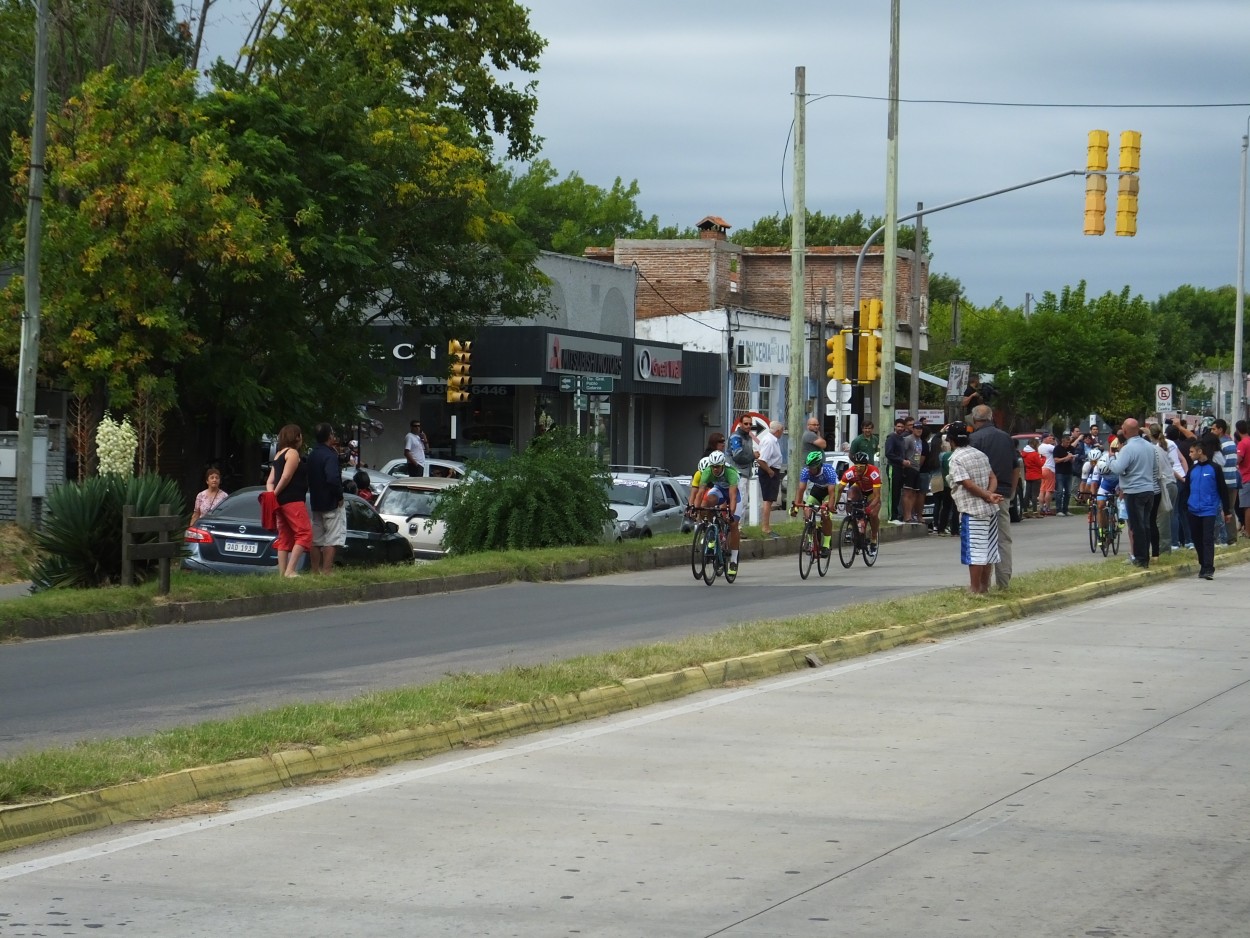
left=200, top=1, right=1250, bottom=308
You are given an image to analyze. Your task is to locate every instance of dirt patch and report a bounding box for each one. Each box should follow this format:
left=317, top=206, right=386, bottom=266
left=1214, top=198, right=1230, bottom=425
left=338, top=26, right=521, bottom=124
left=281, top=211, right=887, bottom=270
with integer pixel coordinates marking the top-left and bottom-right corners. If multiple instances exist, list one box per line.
left=0, top=523, right=40, bottom=584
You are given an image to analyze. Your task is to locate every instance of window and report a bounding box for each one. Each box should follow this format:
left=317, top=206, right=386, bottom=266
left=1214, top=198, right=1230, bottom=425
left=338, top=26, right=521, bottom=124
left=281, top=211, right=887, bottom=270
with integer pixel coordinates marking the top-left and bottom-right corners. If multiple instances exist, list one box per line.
left=758, top=374, right=773, bottom=419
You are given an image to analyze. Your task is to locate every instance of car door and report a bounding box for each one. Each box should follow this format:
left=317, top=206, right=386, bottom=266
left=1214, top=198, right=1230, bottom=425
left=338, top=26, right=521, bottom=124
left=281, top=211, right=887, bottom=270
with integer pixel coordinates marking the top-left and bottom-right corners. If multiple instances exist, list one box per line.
left=651, top=481, right=685, bottom=534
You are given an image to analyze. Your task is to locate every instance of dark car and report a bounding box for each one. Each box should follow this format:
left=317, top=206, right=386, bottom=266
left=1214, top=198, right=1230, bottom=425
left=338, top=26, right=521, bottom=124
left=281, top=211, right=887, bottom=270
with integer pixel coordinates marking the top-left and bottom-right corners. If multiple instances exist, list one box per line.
left=184, top=487, right=414, bottom=573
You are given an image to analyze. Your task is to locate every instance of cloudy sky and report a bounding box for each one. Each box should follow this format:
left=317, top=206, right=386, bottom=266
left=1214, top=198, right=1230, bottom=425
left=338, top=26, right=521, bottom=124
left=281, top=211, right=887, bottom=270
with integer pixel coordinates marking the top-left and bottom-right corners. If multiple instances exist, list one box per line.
left=200, top=1, right=1249, bottom=308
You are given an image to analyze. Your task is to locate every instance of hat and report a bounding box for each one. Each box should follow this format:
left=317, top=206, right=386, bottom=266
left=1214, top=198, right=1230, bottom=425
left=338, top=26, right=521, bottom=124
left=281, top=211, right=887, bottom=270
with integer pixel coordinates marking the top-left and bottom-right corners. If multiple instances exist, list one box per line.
left=945, top=423, right=970, bottom=445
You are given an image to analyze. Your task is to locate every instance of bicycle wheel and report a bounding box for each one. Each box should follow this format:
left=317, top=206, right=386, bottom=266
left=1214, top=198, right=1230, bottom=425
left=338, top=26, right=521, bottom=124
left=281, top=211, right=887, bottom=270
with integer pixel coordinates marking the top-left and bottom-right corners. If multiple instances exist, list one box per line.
left=838, top=516, right=857, bottom=568
left=862, top=530, right=878, bottom=567
left=815, top=523, right=831, bottom=576
left=698, top=524, right=718, bottom=585
left=1088, top=509, right=1098, bottom=553
left=1110, top=519, right=1120, bottom=555
left=689, top=524, right=704, bottom=580
left=799, top=521, right=815, bottom=579
left=1100, top=517, right=1111, bottom=557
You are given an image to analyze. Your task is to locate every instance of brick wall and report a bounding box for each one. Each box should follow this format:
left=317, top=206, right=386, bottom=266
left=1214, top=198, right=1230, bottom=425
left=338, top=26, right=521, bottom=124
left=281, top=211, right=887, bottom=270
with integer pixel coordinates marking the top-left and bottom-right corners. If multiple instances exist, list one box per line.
left=0, top=421, right=66, bottom=527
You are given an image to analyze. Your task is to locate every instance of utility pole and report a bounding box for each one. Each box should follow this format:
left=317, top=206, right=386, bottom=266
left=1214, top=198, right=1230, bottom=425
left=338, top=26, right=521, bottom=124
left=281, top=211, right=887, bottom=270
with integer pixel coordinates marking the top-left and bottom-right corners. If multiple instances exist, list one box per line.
left=876, top=0, right=901, bottom=488
left=787, top=66, right=807, bottom=495
left=908, top=201, right=923, bottom=420
left=16, top=0, right=50, bottom=529
left=1235, top=119, right=1247, bottom=421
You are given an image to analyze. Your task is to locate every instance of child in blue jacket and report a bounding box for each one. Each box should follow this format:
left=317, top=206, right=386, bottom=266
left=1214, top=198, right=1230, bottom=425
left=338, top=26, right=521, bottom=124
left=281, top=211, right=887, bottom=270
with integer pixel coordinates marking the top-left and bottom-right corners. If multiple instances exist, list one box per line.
left=1186, top=439, right=1232, bottom=580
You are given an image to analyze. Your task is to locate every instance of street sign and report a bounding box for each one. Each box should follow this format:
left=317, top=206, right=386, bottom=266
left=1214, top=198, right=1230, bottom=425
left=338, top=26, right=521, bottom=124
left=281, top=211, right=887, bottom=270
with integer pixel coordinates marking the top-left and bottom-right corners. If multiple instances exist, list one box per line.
left=583, top=375, right=615, bottom=393
left=826, top=379, right=851, bottom=404
left=573, top=393, right=588, bottom=409
left=1155, top=384, right=1172, bottom=411
left=558, top=375, right=579, bottom=393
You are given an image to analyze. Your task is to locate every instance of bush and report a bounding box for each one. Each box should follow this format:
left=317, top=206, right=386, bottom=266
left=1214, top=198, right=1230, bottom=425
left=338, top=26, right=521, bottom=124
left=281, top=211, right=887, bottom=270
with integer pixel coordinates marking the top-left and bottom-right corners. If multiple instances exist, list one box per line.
left=32, top=474, right=187, bottom=590
left=433, top=428, right=612, bottom=553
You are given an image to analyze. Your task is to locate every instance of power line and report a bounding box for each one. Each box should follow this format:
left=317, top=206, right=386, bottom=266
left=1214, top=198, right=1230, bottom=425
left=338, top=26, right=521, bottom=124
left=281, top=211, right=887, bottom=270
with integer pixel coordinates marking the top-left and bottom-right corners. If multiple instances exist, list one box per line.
left=807, top=92, right=1250, bottom=109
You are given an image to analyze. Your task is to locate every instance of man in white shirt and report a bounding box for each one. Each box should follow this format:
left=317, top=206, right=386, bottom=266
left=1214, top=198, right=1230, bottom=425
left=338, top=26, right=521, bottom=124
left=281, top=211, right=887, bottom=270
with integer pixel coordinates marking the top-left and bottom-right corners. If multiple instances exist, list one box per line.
left=404, top=420, right=427, bottom=476
left=755, top=420, right=785, bottom=538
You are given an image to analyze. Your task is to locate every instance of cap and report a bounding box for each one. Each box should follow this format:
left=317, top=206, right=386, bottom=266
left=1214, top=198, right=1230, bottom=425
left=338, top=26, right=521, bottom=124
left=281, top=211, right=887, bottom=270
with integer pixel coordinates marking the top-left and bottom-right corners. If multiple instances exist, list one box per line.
left=945, top=423, right=970, bottom=445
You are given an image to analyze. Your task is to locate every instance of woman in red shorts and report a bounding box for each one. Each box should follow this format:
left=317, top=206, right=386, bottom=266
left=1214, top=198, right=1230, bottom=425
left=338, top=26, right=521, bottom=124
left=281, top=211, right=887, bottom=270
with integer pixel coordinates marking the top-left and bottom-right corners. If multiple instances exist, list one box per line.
left=266, top=424, right=312, bottom=577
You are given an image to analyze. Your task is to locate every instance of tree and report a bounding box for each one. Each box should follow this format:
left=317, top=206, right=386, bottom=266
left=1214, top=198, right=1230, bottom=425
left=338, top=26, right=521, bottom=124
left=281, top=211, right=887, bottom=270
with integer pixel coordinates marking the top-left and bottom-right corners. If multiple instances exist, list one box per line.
left=1153, top=284, right=1240, bottom=369
left=732, top=209, right=928, bottom=253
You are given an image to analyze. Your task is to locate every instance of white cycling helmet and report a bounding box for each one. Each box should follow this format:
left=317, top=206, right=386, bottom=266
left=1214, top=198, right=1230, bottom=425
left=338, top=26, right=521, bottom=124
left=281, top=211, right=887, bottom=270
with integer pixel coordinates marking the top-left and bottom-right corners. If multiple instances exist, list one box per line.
left=697, top=456, right=712, bottom=472
left=706, top=450, right=728, bottom=468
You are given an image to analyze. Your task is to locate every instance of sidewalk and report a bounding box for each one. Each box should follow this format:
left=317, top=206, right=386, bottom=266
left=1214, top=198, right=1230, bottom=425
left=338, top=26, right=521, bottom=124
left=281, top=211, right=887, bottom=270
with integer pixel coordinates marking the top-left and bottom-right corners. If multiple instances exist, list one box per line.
left=4, top=562, right=1246, bottom=934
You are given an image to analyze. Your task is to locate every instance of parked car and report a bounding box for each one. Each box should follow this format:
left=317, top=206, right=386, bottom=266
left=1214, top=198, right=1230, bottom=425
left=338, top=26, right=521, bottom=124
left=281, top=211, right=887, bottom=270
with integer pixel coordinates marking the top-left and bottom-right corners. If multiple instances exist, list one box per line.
left=608, top=472, right=688, bottom=539
left=380, top=457, right=478, bottom=481
left=374, top=476, right=463, bottom=558
left=183, top=487, right=414, bottom=573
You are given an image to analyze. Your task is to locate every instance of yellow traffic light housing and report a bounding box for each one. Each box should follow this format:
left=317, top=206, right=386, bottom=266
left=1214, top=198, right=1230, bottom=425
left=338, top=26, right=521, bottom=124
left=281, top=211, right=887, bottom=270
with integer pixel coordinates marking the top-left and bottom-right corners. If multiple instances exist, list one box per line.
left=1086, top=129, right=1109, bottom=172
left=446, top=339, right=472, bottom=403
left=858, top=332, right=881, bottom=384
left=1084, top=174, right=1107, bottom=236
left=1116, top=130, right=1141, bottom=237
left=860, top=298, right=883, bottom=331
left=826, top=332, right=847, bottom=381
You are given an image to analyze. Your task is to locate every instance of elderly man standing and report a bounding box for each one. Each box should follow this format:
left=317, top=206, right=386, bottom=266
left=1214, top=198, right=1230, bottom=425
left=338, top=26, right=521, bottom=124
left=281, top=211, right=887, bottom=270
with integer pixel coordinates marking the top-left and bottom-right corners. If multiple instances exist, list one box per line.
left=1108, top=417, right=1158, bottom=568
left=755, top=420, right=785, bottom=538
left=969, top=404, right=1018, bottom=589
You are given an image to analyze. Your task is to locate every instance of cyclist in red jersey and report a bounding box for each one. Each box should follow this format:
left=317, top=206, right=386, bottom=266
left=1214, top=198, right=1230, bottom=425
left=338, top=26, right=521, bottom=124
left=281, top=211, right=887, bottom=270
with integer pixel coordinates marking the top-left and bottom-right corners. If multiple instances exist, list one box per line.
left=838, top=451, right=883, bottom=549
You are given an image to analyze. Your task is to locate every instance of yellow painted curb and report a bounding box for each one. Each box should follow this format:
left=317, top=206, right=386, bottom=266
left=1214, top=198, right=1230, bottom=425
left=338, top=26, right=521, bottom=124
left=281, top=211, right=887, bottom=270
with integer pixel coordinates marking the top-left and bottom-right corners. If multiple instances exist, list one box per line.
left=4, top=546, right=1247, bottom=852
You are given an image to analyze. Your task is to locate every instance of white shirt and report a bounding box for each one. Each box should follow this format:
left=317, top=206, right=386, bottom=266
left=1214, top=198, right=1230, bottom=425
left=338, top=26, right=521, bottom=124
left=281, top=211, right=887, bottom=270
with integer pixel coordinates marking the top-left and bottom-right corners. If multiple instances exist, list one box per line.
left=1039, top=442, right=1055, bottom=472
left=404, top=431, right=426, bottom=468
left=756, top=428, right=783, bottom=471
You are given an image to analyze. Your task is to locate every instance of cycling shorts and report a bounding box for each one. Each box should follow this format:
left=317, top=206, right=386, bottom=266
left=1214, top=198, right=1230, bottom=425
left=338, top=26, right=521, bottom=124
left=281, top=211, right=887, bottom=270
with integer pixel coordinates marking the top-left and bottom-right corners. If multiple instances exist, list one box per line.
left=705, top=487, right=741, bottom=521
left=1097, top=477, right=1119, bottom=497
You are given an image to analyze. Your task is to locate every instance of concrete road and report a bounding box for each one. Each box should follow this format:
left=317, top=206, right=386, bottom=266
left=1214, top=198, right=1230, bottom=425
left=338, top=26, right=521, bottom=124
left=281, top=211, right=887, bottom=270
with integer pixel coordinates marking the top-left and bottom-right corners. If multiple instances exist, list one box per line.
left=2, top=560, right=1245, bottom=936
left=2, top=517, right=1110, bottom=755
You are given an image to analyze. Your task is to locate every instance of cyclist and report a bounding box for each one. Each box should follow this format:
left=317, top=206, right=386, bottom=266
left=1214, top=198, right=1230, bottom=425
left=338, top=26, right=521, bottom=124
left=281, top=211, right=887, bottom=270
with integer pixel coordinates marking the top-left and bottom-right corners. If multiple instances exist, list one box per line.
left=687, top=450, right=742, bottom=576
left=1092, top=436, right=1122, bottom=539
left=837, top=451, right=883, bottom=552
left=791, top=450, right=839, bottom=557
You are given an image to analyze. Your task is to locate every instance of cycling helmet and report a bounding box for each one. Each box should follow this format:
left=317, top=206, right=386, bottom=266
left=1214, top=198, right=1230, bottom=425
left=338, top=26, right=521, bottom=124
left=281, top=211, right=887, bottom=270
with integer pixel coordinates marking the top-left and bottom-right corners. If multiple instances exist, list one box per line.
left=706, top=450, right=727, bottom=468
left=805, top=450, right=824, bottom=468
left=697, top=456, right=712, bottom=473
left=852, top=450, right=871, bottom=465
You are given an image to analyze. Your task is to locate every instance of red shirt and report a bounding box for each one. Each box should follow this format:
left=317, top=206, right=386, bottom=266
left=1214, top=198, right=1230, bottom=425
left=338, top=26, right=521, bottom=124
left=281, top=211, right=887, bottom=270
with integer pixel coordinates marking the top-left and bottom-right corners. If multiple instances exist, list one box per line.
left=841, top=464, right=882, bottom=490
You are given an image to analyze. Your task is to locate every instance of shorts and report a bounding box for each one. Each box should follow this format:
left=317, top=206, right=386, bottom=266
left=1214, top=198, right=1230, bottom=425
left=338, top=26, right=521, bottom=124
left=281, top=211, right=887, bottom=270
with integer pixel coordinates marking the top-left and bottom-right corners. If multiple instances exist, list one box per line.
left=1239, top=481, right=1250, bottom=509
left=311, top=503, right=347, bottom=548
left=1097, top=476, right=1118, bottom=496
left=758, top=468, right=782, bottom=503
left=901, top=466, right=921, bottom=491
left=960, top=514, right=1000, bottom=566
left=705, top=487, right=741, bottom=521
left=273, top=501, right=312, bottom=552
left=1081, top=464, right=1093, bottom=482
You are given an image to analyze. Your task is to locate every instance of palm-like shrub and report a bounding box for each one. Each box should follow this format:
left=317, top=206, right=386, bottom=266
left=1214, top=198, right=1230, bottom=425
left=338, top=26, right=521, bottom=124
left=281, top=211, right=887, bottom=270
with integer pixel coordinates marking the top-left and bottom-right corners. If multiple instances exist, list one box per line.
left=433, top=428, right=612, bottom=553
left=32, top=474, right=187, bottom=590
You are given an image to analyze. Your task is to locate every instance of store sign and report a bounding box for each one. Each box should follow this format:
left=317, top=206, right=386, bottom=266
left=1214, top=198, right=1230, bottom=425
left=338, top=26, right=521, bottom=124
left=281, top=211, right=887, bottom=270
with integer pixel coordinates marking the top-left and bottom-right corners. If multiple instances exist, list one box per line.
left=545, top=333, right=623, bottom=377
left=635, top=345, right=683, bottom=384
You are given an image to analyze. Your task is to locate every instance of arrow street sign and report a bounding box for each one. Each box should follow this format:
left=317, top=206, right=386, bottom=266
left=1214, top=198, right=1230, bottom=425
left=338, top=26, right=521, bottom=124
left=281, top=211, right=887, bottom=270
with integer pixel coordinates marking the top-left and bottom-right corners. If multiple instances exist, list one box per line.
left=558, top=375, right=580, bottom=393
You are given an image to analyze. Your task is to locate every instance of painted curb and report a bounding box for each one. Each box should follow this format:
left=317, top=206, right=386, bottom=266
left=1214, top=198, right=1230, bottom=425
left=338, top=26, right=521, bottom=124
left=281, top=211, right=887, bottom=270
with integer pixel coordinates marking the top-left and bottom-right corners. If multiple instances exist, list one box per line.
left=5, top=546, right=1244, bottom=853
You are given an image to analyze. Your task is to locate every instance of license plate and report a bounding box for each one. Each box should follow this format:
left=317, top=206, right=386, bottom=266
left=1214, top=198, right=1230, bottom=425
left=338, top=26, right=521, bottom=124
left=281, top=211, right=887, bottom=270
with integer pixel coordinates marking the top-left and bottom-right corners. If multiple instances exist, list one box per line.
left=222, top=540, right=259, bottom=555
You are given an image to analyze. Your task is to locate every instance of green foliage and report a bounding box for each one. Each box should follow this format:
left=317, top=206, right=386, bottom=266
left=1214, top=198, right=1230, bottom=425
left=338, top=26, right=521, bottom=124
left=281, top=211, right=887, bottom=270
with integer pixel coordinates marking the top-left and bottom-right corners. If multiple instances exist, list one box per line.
left=432, top=428, right=611, bottom=553
left=732, top=209, right=929, bottom=252
left=1153, top=284, right=1241, bottom=369
left=31, top=474, right=186, bottom=590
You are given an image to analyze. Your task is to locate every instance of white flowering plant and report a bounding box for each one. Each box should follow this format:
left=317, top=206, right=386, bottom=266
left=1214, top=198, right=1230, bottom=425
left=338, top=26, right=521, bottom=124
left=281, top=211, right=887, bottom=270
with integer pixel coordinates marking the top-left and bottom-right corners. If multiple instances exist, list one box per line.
left=96, top=412, right=138, bottom=478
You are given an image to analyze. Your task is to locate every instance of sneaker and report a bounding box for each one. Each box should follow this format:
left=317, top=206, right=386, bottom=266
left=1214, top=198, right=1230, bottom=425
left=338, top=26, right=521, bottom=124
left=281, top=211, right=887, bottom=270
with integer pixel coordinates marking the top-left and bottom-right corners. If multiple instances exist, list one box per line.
left=727, top=561, right=738, bottom=577
left=766, top=531, right=781, bottom=540
left=820, top=547, right=830, bottom=558
left=889, top=519, right=905, bottom=526
left=868, top=541, right=878, bottom=553
left=1201, top=572, right=1214, bottom=580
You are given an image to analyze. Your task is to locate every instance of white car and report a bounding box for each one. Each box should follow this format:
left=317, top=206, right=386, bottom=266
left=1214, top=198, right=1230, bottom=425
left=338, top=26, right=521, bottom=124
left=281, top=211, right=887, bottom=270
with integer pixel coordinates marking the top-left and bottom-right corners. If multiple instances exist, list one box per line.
left=374, top=476, right=462, bottom=558
left=380, top=457, right=474, bottom=480
left=608, top=473, right=689, bottom=539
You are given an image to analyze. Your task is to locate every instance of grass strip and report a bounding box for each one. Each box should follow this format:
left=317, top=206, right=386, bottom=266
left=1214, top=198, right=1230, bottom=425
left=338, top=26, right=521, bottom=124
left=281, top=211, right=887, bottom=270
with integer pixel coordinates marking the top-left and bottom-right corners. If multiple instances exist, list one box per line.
left=3, top=545, right=1239, bottom=806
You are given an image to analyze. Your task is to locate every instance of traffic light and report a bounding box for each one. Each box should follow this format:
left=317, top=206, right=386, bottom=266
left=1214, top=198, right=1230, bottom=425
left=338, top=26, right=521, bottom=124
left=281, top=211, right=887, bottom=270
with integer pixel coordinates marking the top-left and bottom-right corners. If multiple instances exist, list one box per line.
left=446, top=339, right=472, bottom=403
left=1115, top=130, right=1141, bottom=237
left=860, top=298, right=883, bottom=331
left=1084, top=129, right=1109, bottom=236
left=826, top=332, right=847, bottom=381
left=857, top=332, right=881, bottom=383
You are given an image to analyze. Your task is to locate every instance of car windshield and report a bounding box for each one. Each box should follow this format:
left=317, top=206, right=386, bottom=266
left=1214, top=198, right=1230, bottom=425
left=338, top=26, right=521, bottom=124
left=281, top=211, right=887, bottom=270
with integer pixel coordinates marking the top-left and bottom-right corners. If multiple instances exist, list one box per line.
left=609, top=481, right=649, bottom=507
left=377, top=488, right=441, bottom=518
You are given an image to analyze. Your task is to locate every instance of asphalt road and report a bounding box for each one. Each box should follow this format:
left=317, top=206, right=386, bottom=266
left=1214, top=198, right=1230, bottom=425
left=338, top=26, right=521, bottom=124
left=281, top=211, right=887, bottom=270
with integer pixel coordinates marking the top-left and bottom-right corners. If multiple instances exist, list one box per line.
left=2, top=517, right=1114, bottom=755
left=3, top=561, right=1246, bottom=936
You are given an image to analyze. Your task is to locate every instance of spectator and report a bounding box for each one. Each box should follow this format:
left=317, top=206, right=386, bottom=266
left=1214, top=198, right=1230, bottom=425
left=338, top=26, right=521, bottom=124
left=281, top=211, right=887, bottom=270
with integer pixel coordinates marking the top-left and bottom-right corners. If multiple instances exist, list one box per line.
left=1211, top=418, right=1239, bottom=545
left=932, top=435, right=959, bottom=536
left=883, top=417, right=911, bottom=524
left=1021, top=438, right=1042, bottom=517
left=728, top=414, right=757, bottom=515
left=801, top=417, right=826, bottom=461
left=946, top=421, right=1002, bottom=595
left=1237, top=419, right=1250, bottom=538
left=307, top=423, right=346, bottom=575
left=905, top=421, right=931, bottom=525
left=961, top=374, right=984, bottom=413
left=1037, top=432, right=1057, bottom=515
left=1108, top=417, right=1157, bottom=569
left=266, top=423, right=311, bottom=577
left=1184, top=438, right=1232, bottom=580
left=189, top=467, right=229, bottom=526
left=404, top=419, right=427, bottom=476
left=849, top=419, right=879, bottom=464
left=755, top=420, right=785, bottom=538
left=969, top=404, right=1017, bottom=589
left=1052, top=433, right=1077, bottom=515
left=1164, top=422, right=1192, bottom=548
left=353, top=469, right=375, bottom=504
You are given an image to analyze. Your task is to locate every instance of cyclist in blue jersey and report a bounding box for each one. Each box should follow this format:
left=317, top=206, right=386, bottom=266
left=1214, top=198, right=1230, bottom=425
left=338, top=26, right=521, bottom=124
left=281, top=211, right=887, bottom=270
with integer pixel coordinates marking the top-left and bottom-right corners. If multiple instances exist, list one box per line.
left=689, top=450, right=742, bottom=577
left=791, top=450, right=839, bottom=557
left=1093, top=435, right=1122, bottom=539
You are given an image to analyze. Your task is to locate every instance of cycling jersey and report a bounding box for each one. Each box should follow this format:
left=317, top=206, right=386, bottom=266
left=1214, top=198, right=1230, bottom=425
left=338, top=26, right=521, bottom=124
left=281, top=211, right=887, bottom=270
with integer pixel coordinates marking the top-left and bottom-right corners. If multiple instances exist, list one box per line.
left=703, top=465, right=740, bottom=492
left=840, top=465, right=882, bottom=491
left=799, top=464, right=840, bottom=489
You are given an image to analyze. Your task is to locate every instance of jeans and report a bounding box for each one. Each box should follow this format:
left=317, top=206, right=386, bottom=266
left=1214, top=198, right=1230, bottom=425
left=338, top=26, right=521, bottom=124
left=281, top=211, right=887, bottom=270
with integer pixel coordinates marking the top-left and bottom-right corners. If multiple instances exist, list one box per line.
left=1125, top=491, right=1155, bottom=566
left=1055, top=473, right=1073, bottom=512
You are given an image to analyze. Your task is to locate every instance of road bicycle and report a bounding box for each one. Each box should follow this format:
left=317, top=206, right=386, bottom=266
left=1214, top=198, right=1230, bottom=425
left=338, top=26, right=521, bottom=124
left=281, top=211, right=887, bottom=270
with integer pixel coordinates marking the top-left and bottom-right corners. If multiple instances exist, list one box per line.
left=1088, top=491, right=1121, bottom=556
left=687, top=509, right=708, bottom=580
left=794, top=501, right=832, bottom=579
left=689, top=504, right=736, bottom=585
left=838, top=499, right=878, bottom=569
